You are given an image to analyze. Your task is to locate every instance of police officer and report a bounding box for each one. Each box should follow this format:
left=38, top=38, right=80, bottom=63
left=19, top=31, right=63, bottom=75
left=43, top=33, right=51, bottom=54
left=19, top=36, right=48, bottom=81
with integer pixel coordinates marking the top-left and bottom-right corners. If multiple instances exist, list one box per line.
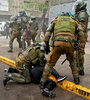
left=40, top=13, right=84, bottom=90
left=74, top=0, right=89, bottom=75
left=7, top=43, right=46, bottom=83
left=3, top=42, right=66, bottom=98
left=4, top=21, right=10, bottom=39
left=29, top=16, right=39, bottom=43
left=17, top=10, right=29, bottom=50
left=21, top=22, right=31, bottom=50
left=8, top=15, right=22, bottom=52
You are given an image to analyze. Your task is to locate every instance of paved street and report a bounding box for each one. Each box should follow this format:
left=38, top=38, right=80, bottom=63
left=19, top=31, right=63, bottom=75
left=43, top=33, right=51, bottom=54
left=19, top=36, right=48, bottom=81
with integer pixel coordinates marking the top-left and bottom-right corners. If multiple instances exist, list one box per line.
left=0, top=36, right=90, bottom=100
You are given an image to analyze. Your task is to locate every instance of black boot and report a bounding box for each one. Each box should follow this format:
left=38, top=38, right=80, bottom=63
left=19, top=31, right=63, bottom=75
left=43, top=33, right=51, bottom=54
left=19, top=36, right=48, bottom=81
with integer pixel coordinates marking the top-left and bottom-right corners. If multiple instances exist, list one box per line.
left=3, top=69, right=10, bottom=86
left=8, top=49, right=13, bottom=53
left=8, top=67, right=19, bottom=73
left=79, top=69, right=84, bottom=76
left=51, top=68, right=59, bottom=79
left=41, top=88, right=56, bottom=98
left=57, top=75, right=67, bottom=83
left=40, top=81, right=45, bottom=89
left=46, top=80, right=56, bottom=91
left=51, top=68, right=67, bottom=83
left=74, top=77, right=80, bottom=84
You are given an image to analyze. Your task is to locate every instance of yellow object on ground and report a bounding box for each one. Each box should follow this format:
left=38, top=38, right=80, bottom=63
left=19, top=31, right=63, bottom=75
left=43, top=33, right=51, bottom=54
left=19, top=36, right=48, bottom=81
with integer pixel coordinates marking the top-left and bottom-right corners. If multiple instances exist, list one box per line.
left=0, top=56, right=16, bottom=67
left=0, top=56, right=90, bottom=100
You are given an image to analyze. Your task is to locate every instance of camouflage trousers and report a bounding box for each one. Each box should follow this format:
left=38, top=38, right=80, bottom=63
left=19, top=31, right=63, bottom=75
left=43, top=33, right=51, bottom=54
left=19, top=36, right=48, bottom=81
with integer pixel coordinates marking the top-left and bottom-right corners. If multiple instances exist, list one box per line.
left=21, top=29, right=31, bottom=50
left=22, top=39, right=31, bottom=50
left=9, top=68, right=31, bottom=83
left=9, top=30, right=22, bottom=50
left=78, top=32, right=88, bottom=71
left=9, top=54, right=31, bottom=83
left=30, top=30, right=37, bottom=43
left=41, top=41, right=79, bottom=83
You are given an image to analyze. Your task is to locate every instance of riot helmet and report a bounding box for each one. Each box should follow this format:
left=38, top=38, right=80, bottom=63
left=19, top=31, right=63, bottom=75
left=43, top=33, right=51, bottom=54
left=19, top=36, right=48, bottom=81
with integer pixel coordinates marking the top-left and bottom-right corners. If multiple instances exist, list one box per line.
left=10, top=15, right=16, bottom=22
left=19, top=10, right=26, bottom=16
left=31, top=16, right=36, bottom=20
left=73, top=0, right=87, bottom=12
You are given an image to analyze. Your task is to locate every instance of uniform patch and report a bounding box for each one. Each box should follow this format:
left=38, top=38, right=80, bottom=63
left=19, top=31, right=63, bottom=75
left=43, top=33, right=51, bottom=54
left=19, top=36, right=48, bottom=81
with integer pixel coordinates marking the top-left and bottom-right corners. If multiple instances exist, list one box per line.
left=61, top=18, right=70, bottom=21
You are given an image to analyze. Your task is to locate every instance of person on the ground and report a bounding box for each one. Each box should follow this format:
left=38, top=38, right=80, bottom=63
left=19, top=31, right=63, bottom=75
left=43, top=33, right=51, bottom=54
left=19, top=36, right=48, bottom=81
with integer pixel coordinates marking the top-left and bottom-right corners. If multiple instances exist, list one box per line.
left=3, top=42, right=67, bottom=98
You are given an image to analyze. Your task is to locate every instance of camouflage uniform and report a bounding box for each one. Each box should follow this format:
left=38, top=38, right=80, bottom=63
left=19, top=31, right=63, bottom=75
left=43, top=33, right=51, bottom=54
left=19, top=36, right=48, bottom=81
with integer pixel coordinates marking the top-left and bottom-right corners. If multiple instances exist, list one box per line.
left=17, top=11, right=29, bottom=50
left=30, top=18, right=38, bottom=43
left=40, top=15, right=84, bottom=84
left=8, top=15, right=22, bottom=52
left=75, top=1, right=89, bottom=74
left=4, top=22, right=9, bottom=39
left=7, top=43, right=46, bottom=83
left=21, top=23, right=31, bottom=49
left=3, top=42, right=67, bottom=98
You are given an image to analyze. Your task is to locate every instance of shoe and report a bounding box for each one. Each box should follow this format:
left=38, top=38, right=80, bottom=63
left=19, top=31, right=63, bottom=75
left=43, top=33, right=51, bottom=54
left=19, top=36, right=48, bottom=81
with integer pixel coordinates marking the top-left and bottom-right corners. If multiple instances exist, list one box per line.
left=8, top=67, right=19, bottom=73
left=3, top=69, right=10, bottom=86
left=57, top=75, right=67, bottom=83
left=79, top=69, right=84, bottom=76
left=74, top=77, right=80, bottom=84
left=40, top=81, right=45, bottom=89
left=8, top=49, right=13, bottom=52
left=41, top=88, right=56, bottom=98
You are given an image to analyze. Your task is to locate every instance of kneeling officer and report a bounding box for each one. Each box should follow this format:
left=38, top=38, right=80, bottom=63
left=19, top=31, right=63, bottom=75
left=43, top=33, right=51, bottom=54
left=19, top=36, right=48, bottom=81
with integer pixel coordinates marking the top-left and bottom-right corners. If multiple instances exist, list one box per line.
left=3, top=42, right=67, bottom=98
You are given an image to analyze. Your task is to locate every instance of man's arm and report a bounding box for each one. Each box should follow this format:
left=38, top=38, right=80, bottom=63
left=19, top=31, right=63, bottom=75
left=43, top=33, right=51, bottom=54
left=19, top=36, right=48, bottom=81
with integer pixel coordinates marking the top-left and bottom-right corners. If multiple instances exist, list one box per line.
left=75, top=20, right=84, bottom=42
left=44, top=21, right=55, bottom=54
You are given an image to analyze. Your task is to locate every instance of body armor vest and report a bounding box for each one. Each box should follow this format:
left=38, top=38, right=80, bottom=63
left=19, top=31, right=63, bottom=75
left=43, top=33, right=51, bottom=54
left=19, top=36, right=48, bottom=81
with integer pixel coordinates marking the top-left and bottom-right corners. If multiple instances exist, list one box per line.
left=17, top=16, right=28, bottom=29
left=22, top=43, right=43, bottom=64
left=21, top=16, right=28, bottom=29
left=30, top=21, right=38, bottom=31
left=54, top=16, right=75, bottom=35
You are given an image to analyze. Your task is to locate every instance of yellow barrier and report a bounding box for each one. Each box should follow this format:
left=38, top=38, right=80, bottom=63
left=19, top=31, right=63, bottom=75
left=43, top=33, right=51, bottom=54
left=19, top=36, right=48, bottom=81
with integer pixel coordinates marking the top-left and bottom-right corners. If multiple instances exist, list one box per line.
left=0, top=56, right=16, bottom=67
left=0, top=56, right=90, bottom=100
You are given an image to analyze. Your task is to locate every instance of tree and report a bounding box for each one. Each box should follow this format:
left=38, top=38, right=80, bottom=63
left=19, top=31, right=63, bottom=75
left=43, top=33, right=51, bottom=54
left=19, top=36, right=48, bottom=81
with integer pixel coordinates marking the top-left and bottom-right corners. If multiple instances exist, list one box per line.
left=9, top=0, right=55, bottom=37
left=36, top=0, right=49, bottom=37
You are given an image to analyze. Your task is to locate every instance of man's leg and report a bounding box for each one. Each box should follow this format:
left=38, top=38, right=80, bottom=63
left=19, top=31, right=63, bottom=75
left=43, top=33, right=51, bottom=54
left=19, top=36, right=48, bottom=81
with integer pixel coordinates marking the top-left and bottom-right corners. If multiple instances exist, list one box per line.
left=67, top=52, right=80, bottom=84
left=78, top=32, right=87, bottom=75
left=31, top=30, right=36, bottom=43
left=78, top=53, right=84, bottom=75
left=17, top=34, right=22, bottom=48
left=41, top=79, right=56, bottom=98
left=27, top=40, right=31, bottom=47
left=51, top=68, right=67, bottom=83
left=3, top=68, right=31, bottom=86
left=40, top=46, right=61, bottom=89
left=8, top=33, right=16, bottom=52
left=22, top=39, right=26, bottom=50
